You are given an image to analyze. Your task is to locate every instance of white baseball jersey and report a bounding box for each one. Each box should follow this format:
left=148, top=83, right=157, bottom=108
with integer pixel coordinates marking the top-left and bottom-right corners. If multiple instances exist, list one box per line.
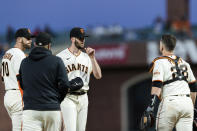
left=150, top=55, right=196, bottom=98
left=1, top=48, right=26, bottom=90
left=56, top=48, right=92, bottom=91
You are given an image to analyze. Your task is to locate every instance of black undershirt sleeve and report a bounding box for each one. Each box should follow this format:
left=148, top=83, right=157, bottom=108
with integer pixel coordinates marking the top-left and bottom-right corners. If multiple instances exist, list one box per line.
left=152, top=81, right=163, bottom=88
left=189, top=82, right=197, bottom=92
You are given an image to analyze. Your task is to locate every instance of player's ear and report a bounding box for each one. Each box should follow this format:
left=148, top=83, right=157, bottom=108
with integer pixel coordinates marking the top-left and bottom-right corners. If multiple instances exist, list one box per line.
left=16, top=37, right=22, bottom=43
left=159, top=41, right=163, bottom=52
left=70, top=37, right=74, bottom=41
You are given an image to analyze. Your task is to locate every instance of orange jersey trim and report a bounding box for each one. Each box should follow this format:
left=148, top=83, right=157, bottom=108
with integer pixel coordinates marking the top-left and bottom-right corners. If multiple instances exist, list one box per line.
left=17, top=81, right=23, bottom=97
left=152, top=80, right=163, bottom=82
left=149, top=56, right=181, bottom=73
left=68, top=48, right=81, bottom=57
left=149, top=62, right=155, bottom=73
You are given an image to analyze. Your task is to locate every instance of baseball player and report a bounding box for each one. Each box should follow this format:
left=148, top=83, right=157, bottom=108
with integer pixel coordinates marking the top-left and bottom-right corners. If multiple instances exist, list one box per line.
left=17, top=32, right=70, bottom=131
left=146, top=34, right=197, bottom=131
left=1, top=28, right=34, bottom=131
left=57, top=27, right=102, bottom=131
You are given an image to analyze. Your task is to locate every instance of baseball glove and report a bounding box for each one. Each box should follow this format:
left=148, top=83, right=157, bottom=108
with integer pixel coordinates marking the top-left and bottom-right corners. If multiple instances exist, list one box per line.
left=139, top=106, right=155, bottom=130
left=139, top=95, right=160, bottom=130
left=69, top=77, right=84, bottom=91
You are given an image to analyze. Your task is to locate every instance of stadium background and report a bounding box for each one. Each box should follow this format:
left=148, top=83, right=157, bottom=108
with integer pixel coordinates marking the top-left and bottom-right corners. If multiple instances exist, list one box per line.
left=1, top=0, right=197, bottom=131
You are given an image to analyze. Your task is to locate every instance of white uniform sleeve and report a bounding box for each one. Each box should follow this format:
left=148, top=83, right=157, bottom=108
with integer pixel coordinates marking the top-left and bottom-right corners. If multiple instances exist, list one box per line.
left=13, top=52, right=26, bottom=75
left=187, top=63, right=196, bottom=83
left=89, top=57, right=93, bottom=74
left=152, top=60, right=164, bottom=82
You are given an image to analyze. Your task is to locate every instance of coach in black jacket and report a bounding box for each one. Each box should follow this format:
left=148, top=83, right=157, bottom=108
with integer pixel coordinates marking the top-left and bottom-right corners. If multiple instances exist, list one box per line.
left=17, top=32, right=69, bottom=131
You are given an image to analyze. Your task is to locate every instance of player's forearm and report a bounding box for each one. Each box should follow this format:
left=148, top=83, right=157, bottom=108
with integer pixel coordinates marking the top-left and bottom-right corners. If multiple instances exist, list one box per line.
left=151, top=86, right=161, bottom=98
left=90, top=57, right=102, bottom=79
left=190, top=92, right=197, bottom=105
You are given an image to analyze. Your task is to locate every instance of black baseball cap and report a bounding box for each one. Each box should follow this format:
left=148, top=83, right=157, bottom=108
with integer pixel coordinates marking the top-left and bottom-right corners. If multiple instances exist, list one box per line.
left=70, top=27, right=88, bottom=39
left=15, top=28, right=35, bottom=40
left=35, top=32, right=52, bottom=46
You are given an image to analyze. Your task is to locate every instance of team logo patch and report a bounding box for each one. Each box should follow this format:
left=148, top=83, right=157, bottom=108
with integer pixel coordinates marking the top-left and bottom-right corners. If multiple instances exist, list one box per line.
left=153, top=72, right=160, bottom=75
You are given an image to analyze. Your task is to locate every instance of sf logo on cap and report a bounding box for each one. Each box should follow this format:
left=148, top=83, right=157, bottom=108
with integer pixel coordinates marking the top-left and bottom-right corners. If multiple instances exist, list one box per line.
left=28, top=29, right=31, bottom=33
left=80, top=29, right=84, bottom=34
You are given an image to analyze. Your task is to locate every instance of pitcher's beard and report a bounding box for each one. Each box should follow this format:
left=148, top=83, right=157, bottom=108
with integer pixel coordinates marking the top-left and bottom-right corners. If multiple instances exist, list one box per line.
left=22, top=42, right=31, bottom=49
left=75, top=40, right=84, bottom=50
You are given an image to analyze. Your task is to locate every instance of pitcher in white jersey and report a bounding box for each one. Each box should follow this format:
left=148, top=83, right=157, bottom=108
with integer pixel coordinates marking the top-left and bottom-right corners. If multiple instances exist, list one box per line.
left=1, top=28, right=34, bottom=131
left=57, top=27, right=102, bottom=131
left=145, top=34, right=197, bottom=131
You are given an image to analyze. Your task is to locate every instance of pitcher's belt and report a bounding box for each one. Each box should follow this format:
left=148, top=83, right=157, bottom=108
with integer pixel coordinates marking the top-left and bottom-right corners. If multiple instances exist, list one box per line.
left=5, top=89, right=19, bottom=91
left=170, top=94, right=190, bottom=97
left=68, top=91, right=87, bottom=95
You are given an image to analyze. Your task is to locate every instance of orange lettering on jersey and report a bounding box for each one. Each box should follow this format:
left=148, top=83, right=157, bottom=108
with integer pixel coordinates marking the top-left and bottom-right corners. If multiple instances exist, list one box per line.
left=9, top=55, right=13, bottom=60
left=72, top=64, right=76, bottom=71
left=82, top=65, right=85, bottom=72
left=77, top=63, right=81, bottom=70
left=65, top=67, right=69, bottom=73
left=3, top=53, right=13, bottom=61
left=67, top=65, right=72, bottom=72
left=85, top=67, right=88, bottom=74
left=67, top=63, right=88, bottom=74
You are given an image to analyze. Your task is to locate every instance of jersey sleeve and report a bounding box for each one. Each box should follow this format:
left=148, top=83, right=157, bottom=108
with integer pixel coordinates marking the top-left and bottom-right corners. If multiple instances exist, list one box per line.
left=13, top=52, right=26, bottom=75
left=187, top=63, right=196, bottom=83
left=88, top=56, right=93, bottom=74
left=152, top=60, right=164, bottom=82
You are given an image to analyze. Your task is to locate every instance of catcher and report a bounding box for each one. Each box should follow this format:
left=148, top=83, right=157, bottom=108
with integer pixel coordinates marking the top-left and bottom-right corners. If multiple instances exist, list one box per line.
left=140, top=34, right=197, bottom=131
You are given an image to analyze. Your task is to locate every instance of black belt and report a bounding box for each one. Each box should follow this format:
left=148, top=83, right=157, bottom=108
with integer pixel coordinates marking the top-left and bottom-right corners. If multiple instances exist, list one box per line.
left=6, top=89, right=18, bottom=91
left=69, top=91, right=87, bottom=95
left=171, top=94, right=190, bottom=97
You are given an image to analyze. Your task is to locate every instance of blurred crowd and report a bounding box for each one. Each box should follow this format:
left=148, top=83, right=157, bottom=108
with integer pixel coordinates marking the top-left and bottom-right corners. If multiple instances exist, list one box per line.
left=0, top=16, right=197, bottom=58
left=153, top=16, right=193, bottom=39
left=88, top=15, right=196, bottom=41
left=0, top=25, right=56, bottom=57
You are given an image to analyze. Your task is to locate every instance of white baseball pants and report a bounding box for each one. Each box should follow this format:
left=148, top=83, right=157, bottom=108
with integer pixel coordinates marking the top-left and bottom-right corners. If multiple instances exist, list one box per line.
left=4, top=90, right=23, bottom=131
left=156, top=95, right=194, bottom=131
left=61, top=93, right=88, bottom=131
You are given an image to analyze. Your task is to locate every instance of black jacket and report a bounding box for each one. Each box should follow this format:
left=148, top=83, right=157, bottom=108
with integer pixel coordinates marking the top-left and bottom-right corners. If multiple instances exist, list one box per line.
left=18, top=47, right=69, bottom=111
